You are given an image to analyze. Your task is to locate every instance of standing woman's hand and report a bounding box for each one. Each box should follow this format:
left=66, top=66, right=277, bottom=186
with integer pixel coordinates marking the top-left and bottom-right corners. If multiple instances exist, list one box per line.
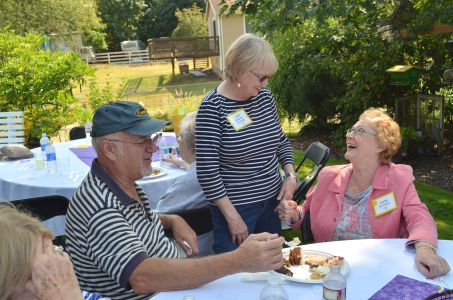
left=26, top=237, right=84, bottom=300
left=277, top=175, right=298, bottom=201
left=226, top=212, right=249, bottom=245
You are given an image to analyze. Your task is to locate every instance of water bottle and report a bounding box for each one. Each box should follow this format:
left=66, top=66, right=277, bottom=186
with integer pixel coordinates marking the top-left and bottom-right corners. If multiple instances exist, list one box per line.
left=39, top=133, right=49, bottom=160
left=259, top=273, right=289, bottom=300
left=84, top=121, right=92, bottom=144
left=158, top=135, right=169, bottom=167
left=45, top=141, right=57, bottom=174
left=323, top=265, right=346, bottom=300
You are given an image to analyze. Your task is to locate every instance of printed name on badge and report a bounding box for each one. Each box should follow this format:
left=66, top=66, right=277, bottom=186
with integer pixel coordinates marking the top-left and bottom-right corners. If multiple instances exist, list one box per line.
left=226, top=109, right=253, bottom=131
left=372, top=192, right=397, bottom=217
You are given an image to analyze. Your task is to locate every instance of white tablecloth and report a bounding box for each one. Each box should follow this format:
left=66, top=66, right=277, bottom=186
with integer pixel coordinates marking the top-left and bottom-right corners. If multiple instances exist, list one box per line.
left=150, top=239, right=453, bottom=300
left=0, top=137, right=185, bottom=235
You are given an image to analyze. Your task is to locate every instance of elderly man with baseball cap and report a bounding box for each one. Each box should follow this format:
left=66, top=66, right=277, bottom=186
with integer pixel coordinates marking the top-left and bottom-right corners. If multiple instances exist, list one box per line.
left=65, top=101, right=284, bottom=300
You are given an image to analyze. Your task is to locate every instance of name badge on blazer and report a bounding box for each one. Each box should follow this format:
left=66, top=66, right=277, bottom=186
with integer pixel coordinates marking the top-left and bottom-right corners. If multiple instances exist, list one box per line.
left=372, top=192, right=397, bottom=217
left=226, top=109, right=252, bottom=131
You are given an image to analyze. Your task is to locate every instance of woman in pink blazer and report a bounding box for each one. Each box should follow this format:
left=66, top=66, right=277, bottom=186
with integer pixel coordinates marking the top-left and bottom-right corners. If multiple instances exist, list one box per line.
left=277, top=108, right=450, bottom=279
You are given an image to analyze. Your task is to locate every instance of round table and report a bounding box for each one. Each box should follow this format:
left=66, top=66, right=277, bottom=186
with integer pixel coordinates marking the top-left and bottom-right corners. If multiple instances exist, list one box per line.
left=149, top=239, right=453, bottom=300
left=0, top=136, right=186, bottom=234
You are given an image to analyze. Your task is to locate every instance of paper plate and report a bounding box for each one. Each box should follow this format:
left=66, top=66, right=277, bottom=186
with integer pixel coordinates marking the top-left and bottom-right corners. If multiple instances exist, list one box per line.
left=272, top=248, right=350, bottom=284
left=142, top=167, right=167, bottom=179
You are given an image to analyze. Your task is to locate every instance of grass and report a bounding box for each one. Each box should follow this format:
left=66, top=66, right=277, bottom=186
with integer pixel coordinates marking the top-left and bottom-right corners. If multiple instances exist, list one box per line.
left=74, top=62, right=221, bottom=113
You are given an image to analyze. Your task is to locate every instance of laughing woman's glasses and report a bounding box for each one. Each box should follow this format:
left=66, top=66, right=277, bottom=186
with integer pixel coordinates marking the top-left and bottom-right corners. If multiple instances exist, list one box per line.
left=346, top=127, right=377, bottom=136
left=250, top=71, right=269, bottom=83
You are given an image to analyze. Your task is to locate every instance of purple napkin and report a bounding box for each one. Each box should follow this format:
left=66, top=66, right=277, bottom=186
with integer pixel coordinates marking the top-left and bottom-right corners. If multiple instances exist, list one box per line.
left=69, top=146, right=97, bottom=167
left=368, top=275, right=440, bottom=300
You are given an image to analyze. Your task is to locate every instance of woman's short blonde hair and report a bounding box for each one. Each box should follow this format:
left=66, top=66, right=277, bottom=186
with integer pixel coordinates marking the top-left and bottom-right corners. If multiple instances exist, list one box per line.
left=359, top=108, right=401, bottom=163
left=179, top=111, right=197, bottom=152
left=0, top=205, right=53, bottom=300
left=224, top=33, right=278, bottom=83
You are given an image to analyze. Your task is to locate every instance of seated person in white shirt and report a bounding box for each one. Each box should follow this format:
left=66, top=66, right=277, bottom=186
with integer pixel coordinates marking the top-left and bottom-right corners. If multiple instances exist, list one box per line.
left=157, top=112, right=213, bottom=256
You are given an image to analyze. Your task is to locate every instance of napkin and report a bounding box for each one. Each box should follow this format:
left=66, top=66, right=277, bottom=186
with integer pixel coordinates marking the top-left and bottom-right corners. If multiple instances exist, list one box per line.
left=240, top=272, right=271, bottom=282
left=368, top=275, right=439, bottom=300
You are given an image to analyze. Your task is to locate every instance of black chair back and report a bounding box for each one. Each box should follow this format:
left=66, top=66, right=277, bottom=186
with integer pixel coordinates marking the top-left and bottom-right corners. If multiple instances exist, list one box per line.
left=69, top=126, right=86, bottom=140
left=10, top=195, right=70, bottom=248
left=294, top=141, right=330, bottom=204
left=173, top=207, right=212, bottom=236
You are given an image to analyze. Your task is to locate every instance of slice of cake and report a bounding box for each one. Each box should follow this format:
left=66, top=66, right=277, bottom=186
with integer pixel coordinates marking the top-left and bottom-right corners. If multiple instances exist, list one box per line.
left=289, top=247, right=302, bottom=265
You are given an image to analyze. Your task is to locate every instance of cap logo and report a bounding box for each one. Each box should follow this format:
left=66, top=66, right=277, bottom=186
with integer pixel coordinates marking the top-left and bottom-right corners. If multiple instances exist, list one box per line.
left=136, top=108, right=148, bottom=117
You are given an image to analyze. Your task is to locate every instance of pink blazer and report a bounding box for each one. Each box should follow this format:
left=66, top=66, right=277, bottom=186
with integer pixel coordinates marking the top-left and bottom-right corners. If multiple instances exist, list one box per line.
left=294, top=163, right=438, bottom=246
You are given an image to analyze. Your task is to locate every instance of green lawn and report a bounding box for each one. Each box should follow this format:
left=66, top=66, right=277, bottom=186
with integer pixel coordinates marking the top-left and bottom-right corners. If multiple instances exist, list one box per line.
left=74, top=63, right=221, bottom=113
left=293, top=149, right=453, bottom=240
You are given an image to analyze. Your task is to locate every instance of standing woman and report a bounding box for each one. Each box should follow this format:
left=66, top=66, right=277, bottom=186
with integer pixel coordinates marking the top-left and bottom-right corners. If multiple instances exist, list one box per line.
left=195, top=33, right=297, bottom=253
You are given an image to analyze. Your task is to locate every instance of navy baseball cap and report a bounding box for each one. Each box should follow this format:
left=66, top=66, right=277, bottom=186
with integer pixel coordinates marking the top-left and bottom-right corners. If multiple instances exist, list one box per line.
left=91, top=101, right=169, bottom=137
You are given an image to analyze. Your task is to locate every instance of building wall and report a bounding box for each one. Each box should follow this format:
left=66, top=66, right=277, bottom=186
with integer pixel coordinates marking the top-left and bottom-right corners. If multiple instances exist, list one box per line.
left=206, top=0, right=245, bottom=78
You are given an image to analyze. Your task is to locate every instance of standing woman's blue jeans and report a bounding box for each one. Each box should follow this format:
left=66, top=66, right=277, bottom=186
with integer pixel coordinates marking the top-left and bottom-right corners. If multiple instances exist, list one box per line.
left=209, top=197, right=282, bottom=254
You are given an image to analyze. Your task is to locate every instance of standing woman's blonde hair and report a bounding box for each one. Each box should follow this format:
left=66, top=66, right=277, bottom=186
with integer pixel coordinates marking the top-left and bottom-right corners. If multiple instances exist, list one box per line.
left=224, top=33, right=278, bottom=83
left=0, top=205, right=53, bottom=300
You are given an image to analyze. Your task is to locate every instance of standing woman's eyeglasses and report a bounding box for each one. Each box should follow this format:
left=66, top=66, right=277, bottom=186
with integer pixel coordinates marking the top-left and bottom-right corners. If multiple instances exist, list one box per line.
left=250, top=71, right=269, bottom=83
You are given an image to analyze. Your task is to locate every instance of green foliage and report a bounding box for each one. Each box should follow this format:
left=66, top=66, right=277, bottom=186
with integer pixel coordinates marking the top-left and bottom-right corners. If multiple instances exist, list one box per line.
left=0, top=30, right=93, bottom=140
left=97, top=0, right=147, bottom=51
left=0, top=0, right=106, bottom=50
left=222, top=0, right=453, bottom=128
left=137, top=0, right=205, bottom=41
left=171, top=3, right=208, bottom=38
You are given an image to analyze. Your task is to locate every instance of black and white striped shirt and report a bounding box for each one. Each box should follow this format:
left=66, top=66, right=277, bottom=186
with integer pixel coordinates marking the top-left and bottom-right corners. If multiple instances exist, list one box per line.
left=195, top=88, right=294, bottom=206
left=66, top=160, right=179, bottom=300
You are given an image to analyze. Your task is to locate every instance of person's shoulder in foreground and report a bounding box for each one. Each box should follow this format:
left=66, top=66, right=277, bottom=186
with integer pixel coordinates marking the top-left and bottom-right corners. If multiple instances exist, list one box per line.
left=66, top=100, right=285, bottom=299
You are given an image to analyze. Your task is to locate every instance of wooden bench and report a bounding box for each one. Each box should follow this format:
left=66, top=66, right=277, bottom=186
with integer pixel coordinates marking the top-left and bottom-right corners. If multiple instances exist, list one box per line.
left=0, top=111, right=25, bottom=145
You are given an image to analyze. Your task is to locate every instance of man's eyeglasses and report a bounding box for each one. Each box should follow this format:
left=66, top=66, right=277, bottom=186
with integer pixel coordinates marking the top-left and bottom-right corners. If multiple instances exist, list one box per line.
left=250, top=71, right=269, bottom=83
left=107, top=133, right=162, bottom=147
left=346, top=127, right=377, bottom=136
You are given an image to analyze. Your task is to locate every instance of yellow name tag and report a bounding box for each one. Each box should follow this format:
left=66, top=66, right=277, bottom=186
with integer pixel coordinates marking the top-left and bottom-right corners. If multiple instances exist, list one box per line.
left=226, top=109, right=253, bottom=131
left=372, top=192, right=397, bottom=217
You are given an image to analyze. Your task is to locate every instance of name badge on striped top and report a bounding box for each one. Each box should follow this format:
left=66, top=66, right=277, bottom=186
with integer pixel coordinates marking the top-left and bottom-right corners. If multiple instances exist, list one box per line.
left=226, top=109, right=253, bottom=131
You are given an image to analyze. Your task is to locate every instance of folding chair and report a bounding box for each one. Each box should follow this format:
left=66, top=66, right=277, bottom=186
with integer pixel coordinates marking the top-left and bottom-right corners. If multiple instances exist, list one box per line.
left=166, top=207, right=213, bottom=256
left=69, top=126, right=86, bottom=140
left=294, top=141, right=330, bottom=204
left=10, top=195, right=70, bottom=249
left=293, top=141, right=330, bottom=245
left=174, top=207, right=213, bottom=236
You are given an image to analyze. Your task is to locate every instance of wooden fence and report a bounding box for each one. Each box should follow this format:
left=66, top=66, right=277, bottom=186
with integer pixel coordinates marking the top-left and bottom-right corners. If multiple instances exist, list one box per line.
left=93, top=50, right=150, bottom=64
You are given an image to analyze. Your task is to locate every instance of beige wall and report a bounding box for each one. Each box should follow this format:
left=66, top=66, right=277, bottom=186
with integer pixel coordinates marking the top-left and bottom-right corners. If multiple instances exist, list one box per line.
left=206, top=0, right=246, bottom=77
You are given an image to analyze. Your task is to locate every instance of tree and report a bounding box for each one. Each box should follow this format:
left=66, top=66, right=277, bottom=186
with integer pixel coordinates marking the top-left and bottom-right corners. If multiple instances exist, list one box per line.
left=0, top=0, right=106, bottom=50
left=97, top=0, right=146, bottom=51
left=137, top=0, right=205, bottom=42
left=172, top=3, right=208, bottom=37
left=0, top=30, right=93, bottom=142
left=221, top=0, right=453, bottom=131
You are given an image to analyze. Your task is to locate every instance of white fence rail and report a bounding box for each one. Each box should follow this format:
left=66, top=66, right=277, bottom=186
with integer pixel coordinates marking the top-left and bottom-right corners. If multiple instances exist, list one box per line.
left=94, top=50, right=150, bottom=64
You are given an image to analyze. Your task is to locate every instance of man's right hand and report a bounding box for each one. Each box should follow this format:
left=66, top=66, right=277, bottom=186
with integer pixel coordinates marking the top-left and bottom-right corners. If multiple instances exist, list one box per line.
left=235, top=232, right=284, bottom=272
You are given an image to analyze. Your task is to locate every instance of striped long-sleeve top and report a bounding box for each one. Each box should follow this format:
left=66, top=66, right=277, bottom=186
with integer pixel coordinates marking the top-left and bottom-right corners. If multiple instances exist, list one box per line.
left=195, top=88, right=294, bottom=206
left=66, top=160, right=179, bottom=300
